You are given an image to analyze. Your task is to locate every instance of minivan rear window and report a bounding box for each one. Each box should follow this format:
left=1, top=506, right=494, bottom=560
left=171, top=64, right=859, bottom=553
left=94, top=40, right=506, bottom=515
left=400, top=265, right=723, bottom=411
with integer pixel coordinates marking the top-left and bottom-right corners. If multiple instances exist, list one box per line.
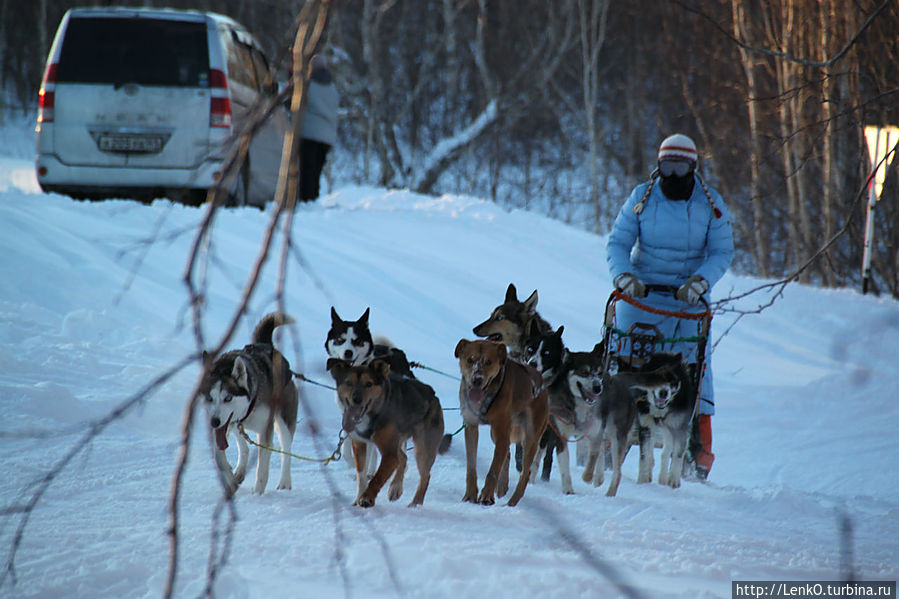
left=56, top=17, right=210, bottom=87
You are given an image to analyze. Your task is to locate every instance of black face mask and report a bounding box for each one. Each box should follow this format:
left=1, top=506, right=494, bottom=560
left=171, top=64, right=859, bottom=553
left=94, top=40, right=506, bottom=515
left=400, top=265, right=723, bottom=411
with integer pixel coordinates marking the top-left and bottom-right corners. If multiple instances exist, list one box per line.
left=659, top=172, right=695, bottom=201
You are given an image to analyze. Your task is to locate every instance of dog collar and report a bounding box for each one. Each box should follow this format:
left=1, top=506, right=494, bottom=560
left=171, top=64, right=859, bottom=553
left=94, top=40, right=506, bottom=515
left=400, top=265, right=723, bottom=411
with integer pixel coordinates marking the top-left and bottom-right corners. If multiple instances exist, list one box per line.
left=237, top=393, right=258, bottom=425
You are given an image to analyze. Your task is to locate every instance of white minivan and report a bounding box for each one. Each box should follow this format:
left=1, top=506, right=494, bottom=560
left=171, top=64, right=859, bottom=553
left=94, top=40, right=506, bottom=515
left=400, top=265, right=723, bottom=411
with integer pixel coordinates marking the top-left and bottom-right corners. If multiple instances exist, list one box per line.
left=35, top=7, right=288, bottom=207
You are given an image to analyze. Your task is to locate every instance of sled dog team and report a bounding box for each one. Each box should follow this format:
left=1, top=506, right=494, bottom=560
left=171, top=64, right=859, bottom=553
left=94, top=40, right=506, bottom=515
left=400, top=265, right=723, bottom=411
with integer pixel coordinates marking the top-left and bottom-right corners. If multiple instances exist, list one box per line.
left=203, top=283, right=696, bottom=507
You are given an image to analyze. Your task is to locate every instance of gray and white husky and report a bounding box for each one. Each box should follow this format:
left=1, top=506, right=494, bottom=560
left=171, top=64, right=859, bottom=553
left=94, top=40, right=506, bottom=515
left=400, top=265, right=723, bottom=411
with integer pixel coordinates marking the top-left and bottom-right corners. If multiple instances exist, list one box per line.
left=581, top=352, right=694, bottom=495
left=626, top=353, right=695, bottom=488
left=202, top=312, right=298, bottom=495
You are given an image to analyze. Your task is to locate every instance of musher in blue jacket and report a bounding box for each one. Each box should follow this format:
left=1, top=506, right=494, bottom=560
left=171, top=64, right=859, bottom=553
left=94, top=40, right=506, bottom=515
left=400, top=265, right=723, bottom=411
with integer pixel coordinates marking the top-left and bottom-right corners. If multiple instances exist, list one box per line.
left=607, top=133, right=734, bottom=480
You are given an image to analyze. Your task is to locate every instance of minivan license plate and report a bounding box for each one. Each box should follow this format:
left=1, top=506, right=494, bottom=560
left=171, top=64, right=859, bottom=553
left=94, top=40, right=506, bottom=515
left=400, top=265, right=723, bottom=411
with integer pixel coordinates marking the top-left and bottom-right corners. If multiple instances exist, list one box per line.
left=96, top=134, right=165, bottom=154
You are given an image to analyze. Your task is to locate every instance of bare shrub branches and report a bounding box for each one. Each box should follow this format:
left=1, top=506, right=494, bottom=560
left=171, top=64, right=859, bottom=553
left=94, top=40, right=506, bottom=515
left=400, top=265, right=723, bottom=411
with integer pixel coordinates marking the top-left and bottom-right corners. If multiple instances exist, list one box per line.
left=165, top=4, right=333, bottom=597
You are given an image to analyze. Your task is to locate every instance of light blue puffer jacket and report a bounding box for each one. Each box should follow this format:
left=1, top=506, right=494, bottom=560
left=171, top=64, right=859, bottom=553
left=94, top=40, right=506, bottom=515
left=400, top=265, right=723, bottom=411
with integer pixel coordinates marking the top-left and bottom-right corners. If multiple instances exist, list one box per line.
left=607, top=174, right=733, bottom=413
left=607, top=175, right=734, bottom=290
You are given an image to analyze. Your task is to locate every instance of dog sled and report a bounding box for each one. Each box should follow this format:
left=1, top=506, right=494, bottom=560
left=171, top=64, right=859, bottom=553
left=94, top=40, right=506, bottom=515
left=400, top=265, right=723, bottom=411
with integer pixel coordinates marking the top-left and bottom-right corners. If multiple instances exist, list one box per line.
left=600, top=286, right=713, bottom=420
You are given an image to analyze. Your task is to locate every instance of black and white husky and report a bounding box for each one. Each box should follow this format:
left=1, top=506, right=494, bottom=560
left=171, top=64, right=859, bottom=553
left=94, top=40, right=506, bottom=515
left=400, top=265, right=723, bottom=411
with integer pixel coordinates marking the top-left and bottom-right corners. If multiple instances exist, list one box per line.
left=525, top=325, right=568, bottom=481
left=325, top=307, right=415, bottom=376
left=528, top=330, right=607, bottom=495
left=202, top=313, right=298, bottom=495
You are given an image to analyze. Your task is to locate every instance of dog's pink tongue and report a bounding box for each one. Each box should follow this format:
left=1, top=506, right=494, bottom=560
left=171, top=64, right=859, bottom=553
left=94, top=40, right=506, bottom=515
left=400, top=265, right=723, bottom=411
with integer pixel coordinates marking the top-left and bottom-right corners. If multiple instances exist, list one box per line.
left=215, top=427, right=229, bottom=450
left=342, top=411, right=356, bottom=433
left=214, top=414, right=232, bottom=450
left=468, top=386, right=484, bottom=404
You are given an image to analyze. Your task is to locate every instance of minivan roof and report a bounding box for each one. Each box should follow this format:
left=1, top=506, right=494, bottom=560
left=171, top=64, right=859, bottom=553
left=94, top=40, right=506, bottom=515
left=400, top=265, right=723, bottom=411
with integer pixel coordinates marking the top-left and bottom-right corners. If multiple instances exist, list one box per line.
left=63, top=7, right=263, bottom=51
left=66, top=6, right=237, bottom=27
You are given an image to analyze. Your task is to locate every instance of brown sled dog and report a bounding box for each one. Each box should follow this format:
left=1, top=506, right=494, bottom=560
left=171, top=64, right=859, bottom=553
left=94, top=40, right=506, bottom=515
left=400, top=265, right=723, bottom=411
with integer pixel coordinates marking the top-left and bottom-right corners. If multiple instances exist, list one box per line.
left=327, top=357, right=448, bottom=507
left=454, top=339, right=549, bottom=506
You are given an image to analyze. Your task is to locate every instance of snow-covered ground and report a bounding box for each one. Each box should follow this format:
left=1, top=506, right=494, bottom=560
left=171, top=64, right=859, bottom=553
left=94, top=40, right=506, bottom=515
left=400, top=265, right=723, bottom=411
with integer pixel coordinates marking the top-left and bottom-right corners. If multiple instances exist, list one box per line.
left=1, top=123, right=897, bottom=598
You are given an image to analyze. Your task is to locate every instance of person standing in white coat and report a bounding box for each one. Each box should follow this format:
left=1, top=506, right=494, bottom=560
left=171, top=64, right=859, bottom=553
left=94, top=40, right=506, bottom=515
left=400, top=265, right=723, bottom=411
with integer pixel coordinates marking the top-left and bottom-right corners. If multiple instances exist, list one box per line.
left=299, top=55, right=339, bottom=202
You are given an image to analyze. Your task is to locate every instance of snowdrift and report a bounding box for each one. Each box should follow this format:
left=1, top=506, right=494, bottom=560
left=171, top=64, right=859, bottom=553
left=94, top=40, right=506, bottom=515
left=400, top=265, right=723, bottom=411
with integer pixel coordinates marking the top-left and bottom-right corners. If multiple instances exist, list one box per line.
left=1, top=148, right=897, bottom=598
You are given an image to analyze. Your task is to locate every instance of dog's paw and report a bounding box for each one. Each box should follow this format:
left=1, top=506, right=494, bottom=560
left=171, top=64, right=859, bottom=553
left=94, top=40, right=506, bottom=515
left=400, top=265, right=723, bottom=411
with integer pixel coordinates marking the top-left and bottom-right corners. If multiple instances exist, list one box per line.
left=477, top=491, right=495, bottom=506
left=252, top=482, right=266, bottom=495
left=562, top=486, right=575, bottom=495
left=582, top=470, right=593, bottom=483
left=355, top=495, right=376, bottom=508
left=233, top=470, right=246, bottom=486
left=277, top=481, right=292, bottom=491
left=388, top=483, right=403, bottom=502
left=462, top=488, right=479, bottom=503
left=224, top=479, right=239, bottom=497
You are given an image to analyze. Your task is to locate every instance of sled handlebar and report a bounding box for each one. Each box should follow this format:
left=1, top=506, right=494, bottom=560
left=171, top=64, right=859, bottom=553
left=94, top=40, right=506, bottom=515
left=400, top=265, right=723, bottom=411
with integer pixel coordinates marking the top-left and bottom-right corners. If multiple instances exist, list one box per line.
left=615, top=285, right=711, bottom=311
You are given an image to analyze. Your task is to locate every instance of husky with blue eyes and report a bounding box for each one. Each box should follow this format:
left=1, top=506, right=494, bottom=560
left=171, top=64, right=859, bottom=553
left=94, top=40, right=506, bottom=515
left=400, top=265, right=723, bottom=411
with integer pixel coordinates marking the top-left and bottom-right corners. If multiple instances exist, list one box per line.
left=202, top=312, right=298, bottom=496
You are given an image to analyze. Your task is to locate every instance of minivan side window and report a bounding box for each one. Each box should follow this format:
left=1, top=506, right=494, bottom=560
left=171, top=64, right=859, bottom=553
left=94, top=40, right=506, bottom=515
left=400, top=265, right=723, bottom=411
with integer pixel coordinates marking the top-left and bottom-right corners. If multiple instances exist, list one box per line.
left=56, top=17, right=210, bottom=87
left=225, top=31, right=259, bottom=91
left=250, top=48, right=277, bottom=96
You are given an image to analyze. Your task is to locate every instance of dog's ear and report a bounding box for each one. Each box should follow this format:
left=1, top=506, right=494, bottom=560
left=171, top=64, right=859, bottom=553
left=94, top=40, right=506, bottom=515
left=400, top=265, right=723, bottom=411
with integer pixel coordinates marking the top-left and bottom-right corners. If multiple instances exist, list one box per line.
left=359, top=307, right=370, bottom=325
left=591, top=342, right=605, bottom=357
left=555, top=325, right=564, bottom=338
left=454, top=339, right=469, bottom=358
left=505, top=283, right=518, bottom=303
left=628, top=386, right=651, bottom=401
left=326, top=358, right=348, bottom=379
left=370, top=356, right=390, bottom=381
left=330, top=306, right=341, bottom=325
left=232, top=357, right=251, bottom=393
left=495, top=342, right=507, bottom=365
left=523, top=289, right=539, bottom=314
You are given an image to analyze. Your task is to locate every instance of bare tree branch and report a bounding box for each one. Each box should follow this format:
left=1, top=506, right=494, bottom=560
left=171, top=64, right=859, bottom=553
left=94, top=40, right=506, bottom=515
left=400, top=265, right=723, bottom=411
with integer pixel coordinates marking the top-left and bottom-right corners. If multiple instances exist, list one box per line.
left=673, top=0, right=893, bottom=68
left=1, top=356, right=195, bottom=591
left=711, top=147, right=898, bottom=348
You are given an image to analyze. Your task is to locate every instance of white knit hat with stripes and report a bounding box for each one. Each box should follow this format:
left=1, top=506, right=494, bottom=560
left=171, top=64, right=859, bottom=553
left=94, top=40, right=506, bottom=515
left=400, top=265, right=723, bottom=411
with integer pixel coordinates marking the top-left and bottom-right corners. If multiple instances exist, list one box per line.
left=658, top=133, right=698, bottom=162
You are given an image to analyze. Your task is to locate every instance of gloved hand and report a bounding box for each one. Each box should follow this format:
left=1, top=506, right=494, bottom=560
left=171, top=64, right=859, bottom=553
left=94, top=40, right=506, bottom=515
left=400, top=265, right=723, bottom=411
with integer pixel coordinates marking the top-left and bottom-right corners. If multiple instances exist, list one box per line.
left=614, top=273, right=646, bottom=298
left=676, top=275, right=709, bottom=304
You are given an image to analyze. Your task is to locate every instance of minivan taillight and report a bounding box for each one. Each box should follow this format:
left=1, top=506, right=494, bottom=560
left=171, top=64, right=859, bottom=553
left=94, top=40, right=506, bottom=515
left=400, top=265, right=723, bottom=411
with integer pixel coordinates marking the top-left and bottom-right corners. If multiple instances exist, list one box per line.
left=38, top=63, right=58, bottom=124
left=209, top=68, right=232, bottom=128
